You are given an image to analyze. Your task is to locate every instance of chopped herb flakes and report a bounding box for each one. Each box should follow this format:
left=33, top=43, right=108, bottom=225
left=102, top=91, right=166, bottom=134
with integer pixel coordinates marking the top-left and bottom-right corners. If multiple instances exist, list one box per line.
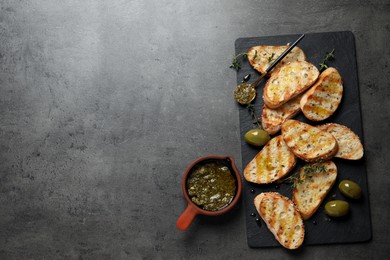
left=268, top=53, right=276, bottom=63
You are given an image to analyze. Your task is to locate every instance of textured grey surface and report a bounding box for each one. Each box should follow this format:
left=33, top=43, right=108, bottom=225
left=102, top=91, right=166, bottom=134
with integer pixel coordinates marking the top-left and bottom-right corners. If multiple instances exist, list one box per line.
left=0, top=0, right=389, bottom=259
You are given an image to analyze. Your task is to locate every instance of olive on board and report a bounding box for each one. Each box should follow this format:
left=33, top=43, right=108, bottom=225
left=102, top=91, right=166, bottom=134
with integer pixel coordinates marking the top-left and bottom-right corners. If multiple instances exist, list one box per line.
left=338, top=180, right=362, bottom=199
left=324, top=200, right=349, bottom=217
left=244, top=129, right=270, bottom=146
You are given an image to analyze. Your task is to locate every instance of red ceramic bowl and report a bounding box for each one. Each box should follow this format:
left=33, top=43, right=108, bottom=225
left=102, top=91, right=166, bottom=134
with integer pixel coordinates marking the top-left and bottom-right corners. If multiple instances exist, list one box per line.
left=176, top=155, right=242, bottom=231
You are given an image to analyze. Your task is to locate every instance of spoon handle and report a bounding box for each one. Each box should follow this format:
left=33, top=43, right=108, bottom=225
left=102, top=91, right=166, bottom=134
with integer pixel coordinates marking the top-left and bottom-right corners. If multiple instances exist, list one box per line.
left=251, top=73, right=267, bottom=88
left=266, top=34, right=305, bottom=73
left=252, top=34, right=305, bottom=88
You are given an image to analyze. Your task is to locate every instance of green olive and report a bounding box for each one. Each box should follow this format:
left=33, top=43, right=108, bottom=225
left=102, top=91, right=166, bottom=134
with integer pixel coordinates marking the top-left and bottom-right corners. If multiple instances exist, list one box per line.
left=338, top=180, right=362, bottom=199
left=324, top=200, right=349, bottom=217
left=244, top=129, right=270, bottom=146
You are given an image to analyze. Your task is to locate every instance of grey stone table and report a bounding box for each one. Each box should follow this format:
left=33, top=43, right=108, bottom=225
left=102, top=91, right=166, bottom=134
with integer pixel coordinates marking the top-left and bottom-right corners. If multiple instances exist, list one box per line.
left=0, top=0, right=389, bottom=259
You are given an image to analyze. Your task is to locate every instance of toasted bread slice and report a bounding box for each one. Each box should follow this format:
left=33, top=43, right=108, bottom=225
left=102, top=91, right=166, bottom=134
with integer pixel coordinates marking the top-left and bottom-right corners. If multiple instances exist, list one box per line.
left=292, top=161, right=338, bottom=220
left=263, top=61, right=319, bottom=109
left=281, top=119, right=338, bottom=162
left=300, top=67, right=343, bottom=121
left=317, top=123, right=364, bottom=160
left=247, top=46, right=306, bottom=76
left=254, top=192, right=304, bottom=249
left=261, top=94, right=302, bottom=135
left=244, top=136, right=296, bottom=184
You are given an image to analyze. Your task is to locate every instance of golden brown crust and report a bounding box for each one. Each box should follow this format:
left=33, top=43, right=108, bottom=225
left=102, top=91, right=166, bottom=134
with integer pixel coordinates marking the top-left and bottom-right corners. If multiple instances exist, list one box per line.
left=300, top=67, right=343, bottom=121
left=317, top=123, right=364, bottom=160
left=244, top=136, right=296, bottom=184
left=261, top=94, right=302, bottom=135
left=281, top=119, right=338, bottom=162
left=254, top=192, right=304, bottom=249
left=263, top=61, right=319, bottom=109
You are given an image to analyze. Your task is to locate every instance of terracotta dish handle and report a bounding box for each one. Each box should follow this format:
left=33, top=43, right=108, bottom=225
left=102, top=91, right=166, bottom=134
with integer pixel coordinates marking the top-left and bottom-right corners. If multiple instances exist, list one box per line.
left=176, top=204, right=199, bottom=231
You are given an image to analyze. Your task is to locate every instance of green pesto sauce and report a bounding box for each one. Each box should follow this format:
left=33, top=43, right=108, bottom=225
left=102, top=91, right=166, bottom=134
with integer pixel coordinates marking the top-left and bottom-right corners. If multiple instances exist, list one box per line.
left=234, top=83, right=256, bottom=104
left=187, top=161, right=237, bottom=211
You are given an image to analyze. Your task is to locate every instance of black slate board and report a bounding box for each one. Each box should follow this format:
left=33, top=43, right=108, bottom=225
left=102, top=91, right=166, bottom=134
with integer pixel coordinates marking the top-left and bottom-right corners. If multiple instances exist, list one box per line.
left=234, top=31, right=372, bottom=248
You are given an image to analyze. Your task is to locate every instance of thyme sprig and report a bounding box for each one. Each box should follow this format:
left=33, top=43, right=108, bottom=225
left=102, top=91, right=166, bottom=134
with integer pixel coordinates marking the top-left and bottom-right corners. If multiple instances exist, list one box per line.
left=302, top=163, right=327, bottom=175
left=319, top=49, right=335, bottom=71
left=246, top=103, right=261, bottom=128
left=230, top=52, right=247, bottom=71
left=277, top=163, right=327, bottom=188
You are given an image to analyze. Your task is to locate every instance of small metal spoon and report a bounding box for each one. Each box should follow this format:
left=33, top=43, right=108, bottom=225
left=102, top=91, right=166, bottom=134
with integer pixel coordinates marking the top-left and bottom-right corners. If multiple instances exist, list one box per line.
left=234, top=34, right=305, bottom=105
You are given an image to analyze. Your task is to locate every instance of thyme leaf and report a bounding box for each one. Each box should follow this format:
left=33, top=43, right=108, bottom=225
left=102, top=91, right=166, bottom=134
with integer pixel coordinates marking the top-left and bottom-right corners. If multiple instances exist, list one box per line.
left=302, top=163, right=326, bottom=175
left=319, top=49, right=335, bottom=72
left=268, top=52, right=276, bottom=63
left=277, top=163, right=327, bottom=188
left=246, top=103, right=261, bottom=128
left=276, top=171, right=299, bottom=187
left=230, top=57, right=241, bottom=71
left=230, top=52, right=248, bottom=71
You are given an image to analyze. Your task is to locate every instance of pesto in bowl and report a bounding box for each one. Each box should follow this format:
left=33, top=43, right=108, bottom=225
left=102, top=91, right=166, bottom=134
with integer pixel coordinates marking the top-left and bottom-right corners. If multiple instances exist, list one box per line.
left=186, top=161, right=237, bottom=211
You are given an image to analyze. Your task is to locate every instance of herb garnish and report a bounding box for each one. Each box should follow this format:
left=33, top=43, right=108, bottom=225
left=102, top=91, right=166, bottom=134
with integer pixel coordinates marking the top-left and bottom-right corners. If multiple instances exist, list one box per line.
left=268, top=53, right=276, bottom=63
left=319, top=49, right=335, bottom=71
left=253, top=50, right=258, bottom=60
left=277, top=163, right=327, bottom=188
left=230, top=52, right=248, bottom=71
left=302, top=163, right=327, bottom=175
left=246, top=103, right=261, bottom=128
